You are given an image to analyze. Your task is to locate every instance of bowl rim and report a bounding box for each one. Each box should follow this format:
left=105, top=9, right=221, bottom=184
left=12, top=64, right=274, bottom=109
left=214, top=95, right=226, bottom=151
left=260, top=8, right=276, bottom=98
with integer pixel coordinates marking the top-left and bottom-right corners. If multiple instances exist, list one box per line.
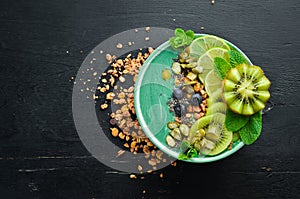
left=134, top=33, right=252, bottom=163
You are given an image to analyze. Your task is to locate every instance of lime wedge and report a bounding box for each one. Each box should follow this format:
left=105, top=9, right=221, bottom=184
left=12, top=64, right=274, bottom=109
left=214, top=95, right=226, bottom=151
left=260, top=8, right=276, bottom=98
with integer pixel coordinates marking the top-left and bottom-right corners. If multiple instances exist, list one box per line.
left=197, top=47, right=229, bottom=83
left=205, top=70, right=222, bottom=96
left=189, top=35, right=230, bottom=59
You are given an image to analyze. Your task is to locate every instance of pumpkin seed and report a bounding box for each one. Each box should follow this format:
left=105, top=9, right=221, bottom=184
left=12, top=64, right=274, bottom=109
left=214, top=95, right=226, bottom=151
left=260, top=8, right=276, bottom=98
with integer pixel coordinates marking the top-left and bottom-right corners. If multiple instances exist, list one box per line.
left=171, top=62, right=181, bottom=74
left=179, top=124, right=189, bottom=136
left=170, top=128, right=182, bottom=140
left=166, top=135, right=176, bottom=147
left=167, top=121, right=179, bottom=130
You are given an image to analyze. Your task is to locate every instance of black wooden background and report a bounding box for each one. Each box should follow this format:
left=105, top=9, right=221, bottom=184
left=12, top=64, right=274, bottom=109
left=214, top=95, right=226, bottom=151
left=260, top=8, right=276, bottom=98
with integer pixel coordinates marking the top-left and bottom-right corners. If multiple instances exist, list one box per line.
left=1, top=0, right=299, bottom=198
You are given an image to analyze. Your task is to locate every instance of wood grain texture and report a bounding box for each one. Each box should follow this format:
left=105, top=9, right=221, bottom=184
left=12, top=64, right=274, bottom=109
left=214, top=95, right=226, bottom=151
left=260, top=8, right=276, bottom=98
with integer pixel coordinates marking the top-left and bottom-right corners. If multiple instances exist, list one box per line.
left=0, top=0, right=299, bottom=198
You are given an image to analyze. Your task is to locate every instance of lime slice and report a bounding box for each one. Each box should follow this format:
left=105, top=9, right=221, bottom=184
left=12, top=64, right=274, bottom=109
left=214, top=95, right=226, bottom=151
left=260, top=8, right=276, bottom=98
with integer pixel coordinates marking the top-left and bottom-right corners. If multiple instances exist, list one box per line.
left=189, top=35, right=230, bottom=59
left=197, top=47, right=229, bottom=83
left=205, top=70, right=222, bottom=96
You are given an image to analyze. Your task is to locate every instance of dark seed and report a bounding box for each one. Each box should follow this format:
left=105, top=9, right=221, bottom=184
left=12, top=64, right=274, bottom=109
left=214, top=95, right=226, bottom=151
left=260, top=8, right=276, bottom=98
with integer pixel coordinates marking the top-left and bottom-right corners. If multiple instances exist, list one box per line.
left=173, top=103, right=186, bottom=117
left=172, top=88, right=184, bottom=100
left=190, top=93, right=203, bottom=106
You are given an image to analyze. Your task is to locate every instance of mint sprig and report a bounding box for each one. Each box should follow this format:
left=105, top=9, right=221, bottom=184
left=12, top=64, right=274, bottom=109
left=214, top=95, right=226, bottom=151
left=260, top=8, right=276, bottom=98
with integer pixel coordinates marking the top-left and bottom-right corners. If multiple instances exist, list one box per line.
left=228, top=50, right=248, bottom=67
left=213, top=49, right=263, bottom=145
left=225, top=109, right=249, bottom=132
left=169, top=28, right=195, bottom=49
left=178, top=140, right=198, bottom=160
left=214, top=57, right=232, bottom=79
left=238, top=111, right=262, bottom=145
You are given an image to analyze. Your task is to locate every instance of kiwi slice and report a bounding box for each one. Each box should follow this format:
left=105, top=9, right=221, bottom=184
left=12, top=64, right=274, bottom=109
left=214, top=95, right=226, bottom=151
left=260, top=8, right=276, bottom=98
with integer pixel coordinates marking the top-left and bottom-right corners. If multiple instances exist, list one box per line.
left=207, top=88, right=223, bottom=107
left=223, top=64, right=271, bottom=115
left=206, top=102, right=227, bottom=116
left=189, top=113, right=233, bottom=156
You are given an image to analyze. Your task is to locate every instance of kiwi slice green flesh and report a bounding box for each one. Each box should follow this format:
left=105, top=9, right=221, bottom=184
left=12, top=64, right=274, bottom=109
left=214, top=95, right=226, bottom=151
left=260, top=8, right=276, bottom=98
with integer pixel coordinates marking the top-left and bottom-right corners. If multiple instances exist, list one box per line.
left=223, top=64, right=271, bottom=115
left=206, top=102, right=227, bottom=115
left=207, top=88, right=223, bottom=107
left=189, top=113, right=233, bottom=156
left=207, top=125, right=232, bottom=156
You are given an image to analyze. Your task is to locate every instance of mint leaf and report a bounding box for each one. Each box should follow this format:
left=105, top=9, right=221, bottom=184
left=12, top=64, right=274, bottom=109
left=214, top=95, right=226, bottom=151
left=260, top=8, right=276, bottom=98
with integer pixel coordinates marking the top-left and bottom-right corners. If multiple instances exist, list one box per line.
left=187, top=148, right=198, bottom=158
left=174, top=28, right=186, bottom=38
left=174, top=37, right=184, bottom=48
left=238, top=111, right=262, bottom=145
left=169, top=28, right=195, bottom=49
left=229, top=50, right=247, bottom=67
left=225, top=109, right=249, bottom=132
left=178, top=153, right=188, bottom=160
left=185, top=30, right=194, bottom=45
left=169, top=37, right=176, bottom=48
left=178, top=140, right=197, bottom=160
left=214, top=57, right=232, bottom=79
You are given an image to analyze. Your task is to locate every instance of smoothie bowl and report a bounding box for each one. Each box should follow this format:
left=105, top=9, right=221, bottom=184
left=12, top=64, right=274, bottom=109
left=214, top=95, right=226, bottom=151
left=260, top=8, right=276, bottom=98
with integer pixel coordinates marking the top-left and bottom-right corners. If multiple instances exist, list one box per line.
left=134, top=28, right=271, bottom=163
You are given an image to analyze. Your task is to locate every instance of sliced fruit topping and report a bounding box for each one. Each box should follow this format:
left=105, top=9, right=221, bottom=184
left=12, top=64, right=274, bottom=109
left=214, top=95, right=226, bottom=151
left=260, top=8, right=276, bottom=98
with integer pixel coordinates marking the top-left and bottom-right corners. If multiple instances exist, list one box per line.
left=206, top=102, right=227, bottom=116
left=189, top=113, right=233, bottom=156
left=197, top=47, right=229, bottom=83
left=222, top=63, right=271, bottom=115
left=207, top=88, right=223, bottom=107
left=189, top=35, right=230, bottom=59
left=205, top=70, right=223, bottom=96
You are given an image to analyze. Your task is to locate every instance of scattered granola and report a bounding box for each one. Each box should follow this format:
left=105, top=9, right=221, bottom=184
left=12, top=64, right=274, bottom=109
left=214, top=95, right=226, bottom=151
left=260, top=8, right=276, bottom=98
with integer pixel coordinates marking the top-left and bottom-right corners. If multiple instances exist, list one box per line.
left=95, top=47, right=176, bottom=174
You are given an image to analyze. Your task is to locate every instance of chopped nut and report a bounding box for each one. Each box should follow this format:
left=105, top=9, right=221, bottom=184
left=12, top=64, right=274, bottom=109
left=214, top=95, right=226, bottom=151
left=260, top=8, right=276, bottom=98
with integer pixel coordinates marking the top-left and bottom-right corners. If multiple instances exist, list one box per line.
left=100, top=103, right=108, bottom=109
left=130, top=141, right=137, bottom=149
left=145, top=27, right=150, bottom=32
left=159, top=173, right=164, bottom=178
left=118, top=132, right=125, bottom=139
left=148, top=47, right=154, bottom=54
left=118, top=92, right=125, bottom=99
left=110, top=127, right=119, bottom=137
left=106, top=54, right=112, bottom=62
left=119, top=76, right=126, bottom=82
left=116, top=150, right=125, bottom=157
left=106, top=92, right=115, bottom=100
left=116, top=43, right=123, bottom=49
left=127, top=86, right=134, bottom=93
left=138, top=165, right=143, bottom=171
left=93, top=94, right=98, bottom=100
left=192, top=105, right=201, bottom=113
left=200, top=103, right=206, bottom=111
left=147, top=142, right=154, bottom=147
left=109, top=76, right=115, bottom=86
left=148, top=158, right=157, bottom=166
left=129, top=174, right=137, bottom=179
left=194, top=83, right=201, bottom=92
left=143, top=146, right=150, bottom=154
left=193, top=113, right=201, bottom=120
left=156, top=150, right=163, bottom=160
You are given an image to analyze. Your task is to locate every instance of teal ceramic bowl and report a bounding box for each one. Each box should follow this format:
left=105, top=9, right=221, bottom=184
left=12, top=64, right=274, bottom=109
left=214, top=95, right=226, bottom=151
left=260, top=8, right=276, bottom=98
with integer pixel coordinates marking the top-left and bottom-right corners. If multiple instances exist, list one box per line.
left=134, top=34, right=251, bottom=163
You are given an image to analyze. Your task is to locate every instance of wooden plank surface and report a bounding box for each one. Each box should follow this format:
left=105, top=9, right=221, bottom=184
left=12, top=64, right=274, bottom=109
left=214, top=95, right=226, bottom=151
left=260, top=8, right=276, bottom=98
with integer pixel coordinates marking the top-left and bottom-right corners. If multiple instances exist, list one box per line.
left=0, top=0, right=299, bottom=198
